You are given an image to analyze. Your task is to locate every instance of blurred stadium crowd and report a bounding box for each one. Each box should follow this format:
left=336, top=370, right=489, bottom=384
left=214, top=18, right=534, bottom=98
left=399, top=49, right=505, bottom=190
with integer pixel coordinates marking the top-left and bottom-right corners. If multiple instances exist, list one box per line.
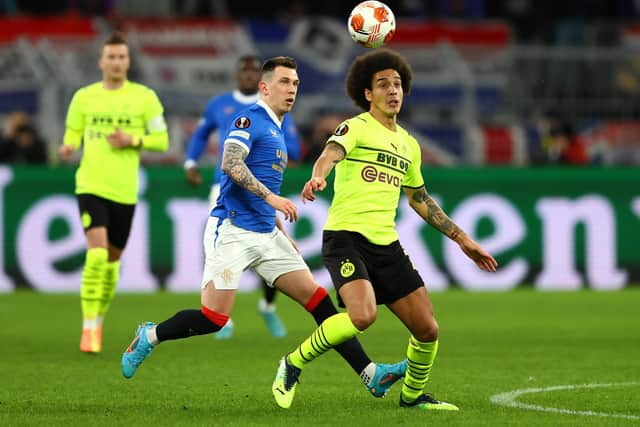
left=2, top=0, right=640, bottom=167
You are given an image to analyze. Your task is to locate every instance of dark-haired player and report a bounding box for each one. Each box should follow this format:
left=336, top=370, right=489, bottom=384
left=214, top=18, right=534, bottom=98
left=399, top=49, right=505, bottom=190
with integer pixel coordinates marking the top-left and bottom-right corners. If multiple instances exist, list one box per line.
left=274, top=49, right=498, bottom=410
left=184, top=54, right=300, bottom=339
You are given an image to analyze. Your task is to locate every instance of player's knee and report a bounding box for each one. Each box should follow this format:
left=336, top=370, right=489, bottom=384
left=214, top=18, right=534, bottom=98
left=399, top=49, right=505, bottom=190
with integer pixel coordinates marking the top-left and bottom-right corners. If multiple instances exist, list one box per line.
left=413, top=318, right=439, bottom=342
left=349, top=307, right=377, bottom=331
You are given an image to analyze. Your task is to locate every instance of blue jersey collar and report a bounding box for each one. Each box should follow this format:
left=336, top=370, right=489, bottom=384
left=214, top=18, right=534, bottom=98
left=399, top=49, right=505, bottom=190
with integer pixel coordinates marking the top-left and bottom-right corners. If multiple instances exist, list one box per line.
left=256, top=99, right=282, bottom=129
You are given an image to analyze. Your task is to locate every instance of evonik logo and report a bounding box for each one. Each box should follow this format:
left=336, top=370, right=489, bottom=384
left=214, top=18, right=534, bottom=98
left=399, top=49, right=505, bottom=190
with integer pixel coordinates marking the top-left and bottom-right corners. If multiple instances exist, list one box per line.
left=361, top=165, right=401, bottom=187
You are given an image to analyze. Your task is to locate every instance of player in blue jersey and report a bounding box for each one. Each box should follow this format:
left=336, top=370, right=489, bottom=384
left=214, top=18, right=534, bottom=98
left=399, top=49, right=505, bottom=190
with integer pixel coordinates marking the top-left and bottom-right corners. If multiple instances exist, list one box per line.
left=121, top=56, right=407, bottom=405
left=184, top=55, right=300, bottom=339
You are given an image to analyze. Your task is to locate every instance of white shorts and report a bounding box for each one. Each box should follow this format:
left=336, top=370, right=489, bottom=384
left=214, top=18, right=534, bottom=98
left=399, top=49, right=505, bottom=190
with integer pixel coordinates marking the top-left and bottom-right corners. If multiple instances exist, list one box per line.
left=209, top=184, right=220, bottom=209
left=201, top=217, right=308, bottom=290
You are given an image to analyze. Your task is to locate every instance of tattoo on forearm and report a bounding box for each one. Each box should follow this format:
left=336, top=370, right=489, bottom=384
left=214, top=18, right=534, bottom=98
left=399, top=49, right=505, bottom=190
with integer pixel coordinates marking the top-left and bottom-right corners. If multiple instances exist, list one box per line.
left=222, top=143, right=272, bottom=199
left=414, top=188, right=463, bottom=240
left=326, top=142, right=346, bottom=164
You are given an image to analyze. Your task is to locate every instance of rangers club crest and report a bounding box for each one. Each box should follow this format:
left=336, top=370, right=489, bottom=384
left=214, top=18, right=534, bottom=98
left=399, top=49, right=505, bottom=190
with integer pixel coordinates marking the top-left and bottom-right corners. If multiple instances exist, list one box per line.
left=334, top=124, right=349, bottom=136
left=235, top=117, right=251, bottom=128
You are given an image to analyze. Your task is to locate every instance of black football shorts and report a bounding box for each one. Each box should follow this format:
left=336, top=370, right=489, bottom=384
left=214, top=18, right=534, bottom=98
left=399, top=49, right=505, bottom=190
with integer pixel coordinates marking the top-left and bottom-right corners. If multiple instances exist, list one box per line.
left=77, top=193, right=135, bottom=249
left=322, top=230, right=424, bottom=307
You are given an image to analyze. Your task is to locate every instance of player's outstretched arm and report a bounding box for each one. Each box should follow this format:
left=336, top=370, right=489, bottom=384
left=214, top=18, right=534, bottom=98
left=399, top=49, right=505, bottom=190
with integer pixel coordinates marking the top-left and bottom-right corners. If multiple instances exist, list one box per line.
left=222, top=142, right=298, bottom=222
left=403, top=186, right=498, bottom=272
left=301, top=142, right=345, bottom=203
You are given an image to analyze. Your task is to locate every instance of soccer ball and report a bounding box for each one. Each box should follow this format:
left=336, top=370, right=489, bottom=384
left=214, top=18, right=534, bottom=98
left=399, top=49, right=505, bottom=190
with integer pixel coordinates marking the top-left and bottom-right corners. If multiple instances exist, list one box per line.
left=347, top=1, right=396, bottom=48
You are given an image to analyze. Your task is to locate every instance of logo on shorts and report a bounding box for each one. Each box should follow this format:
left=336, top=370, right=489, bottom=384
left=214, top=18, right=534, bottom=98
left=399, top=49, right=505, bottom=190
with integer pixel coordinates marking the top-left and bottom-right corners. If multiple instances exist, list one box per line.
left=340, top=259, right=355, bottom=278
left=220, top=269, right=234, bottom=284
left=81, top=211, right=92, bottom=228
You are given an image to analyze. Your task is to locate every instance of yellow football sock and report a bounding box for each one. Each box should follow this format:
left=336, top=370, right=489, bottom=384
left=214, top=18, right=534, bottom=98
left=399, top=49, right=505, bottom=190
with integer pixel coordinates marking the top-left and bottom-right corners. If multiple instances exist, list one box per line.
left=80, top=247, right=108, bottom=323
left=98, top=260, right=120, bottom=320
left=288, top=312, right=360, bottom=369
left=401, top=337, right=439, bottom=403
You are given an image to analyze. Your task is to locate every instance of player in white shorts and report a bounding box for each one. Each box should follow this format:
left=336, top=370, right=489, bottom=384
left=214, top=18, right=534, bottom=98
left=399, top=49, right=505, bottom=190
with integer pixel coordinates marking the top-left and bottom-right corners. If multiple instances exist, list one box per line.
left=202, top=216, right=307, bottom=291
left=184, top=55, right=300, bottom=339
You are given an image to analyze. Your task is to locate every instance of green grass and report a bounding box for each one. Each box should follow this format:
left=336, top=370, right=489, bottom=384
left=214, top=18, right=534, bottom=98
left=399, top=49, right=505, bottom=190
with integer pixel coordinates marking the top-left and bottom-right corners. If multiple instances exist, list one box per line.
left=1, top=289, right=639, bottom=426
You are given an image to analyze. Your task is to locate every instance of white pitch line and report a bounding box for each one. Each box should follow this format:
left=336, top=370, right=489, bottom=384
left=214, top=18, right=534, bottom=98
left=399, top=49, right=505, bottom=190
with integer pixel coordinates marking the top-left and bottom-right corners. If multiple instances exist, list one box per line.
left=490, top=382, right=640, bottom=421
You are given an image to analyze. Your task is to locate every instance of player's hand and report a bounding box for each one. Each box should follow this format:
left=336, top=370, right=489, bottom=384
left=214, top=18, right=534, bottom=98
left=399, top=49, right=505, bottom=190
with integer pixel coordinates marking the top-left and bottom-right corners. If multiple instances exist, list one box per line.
left=266, top=193, right=298, bottom=222
left=106, top=128, right=133, bottom=149
left=301, top=177, right=327, bottom=203
left=457, top=236, right=498, bottom=272
left=58, top=144, right=75, bottom=161
left=185, top=167, right=202, bottom=186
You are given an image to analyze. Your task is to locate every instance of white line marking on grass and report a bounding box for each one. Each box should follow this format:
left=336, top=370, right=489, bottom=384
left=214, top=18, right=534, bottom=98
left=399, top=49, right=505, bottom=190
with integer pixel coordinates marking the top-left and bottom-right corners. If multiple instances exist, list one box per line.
left=490, top=382, right=640, bottom=421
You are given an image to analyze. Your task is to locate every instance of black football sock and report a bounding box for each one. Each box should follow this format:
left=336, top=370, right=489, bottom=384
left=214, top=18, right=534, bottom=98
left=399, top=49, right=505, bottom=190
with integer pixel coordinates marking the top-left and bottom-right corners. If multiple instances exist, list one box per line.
left=156, top=309, right=223, bottom=342
left=309, top=294, right=371, bottom=374
left=262, top=281, right=277, bottom=304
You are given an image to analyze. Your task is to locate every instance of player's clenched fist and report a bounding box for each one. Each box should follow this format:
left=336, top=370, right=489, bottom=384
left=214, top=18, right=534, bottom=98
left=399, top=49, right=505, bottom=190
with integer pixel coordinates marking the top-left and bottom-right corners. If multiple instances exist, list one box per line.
left=301, top=177, right=326, bottom=203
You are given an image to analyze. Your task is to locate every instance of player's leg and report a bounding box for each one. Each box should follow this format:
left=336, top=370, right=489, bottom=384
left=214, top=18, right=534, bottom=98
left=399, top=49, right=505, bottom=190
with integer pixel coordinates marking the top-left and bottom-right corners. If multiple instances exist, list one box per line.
left=97, top=200, right=134, bottom=345
left=121, top=282, right=234, bottom=379
left=121, top=217, right=245, bottom=378
left=321, top=230, right=408, bottom=397
left=205, top=185, right=236, bottom=340
left=387, top=288, right=457, bottom=411
left=372, top=240, right=457, bottom=410
left=335, top=278, right=407, bottom=397
left=258, top=279, right=287, bottom=337
left=272, top=272, right=406, bottom=406
left=276, top=270, right=364, bottom=367
left=77, top=194, right=109, bottom=353
left=271, top=269, right=362, bottom=408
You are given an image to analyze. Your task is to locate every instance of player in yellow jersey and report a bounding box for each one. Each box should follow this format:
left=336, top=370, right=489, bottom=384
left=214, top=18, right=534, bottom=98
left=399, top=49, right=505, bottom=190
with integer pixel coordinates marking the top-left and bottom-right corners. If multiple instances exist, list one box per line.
left=273, top=49, right=498, bottom=410
left=59, top=31, right=169, bottom=353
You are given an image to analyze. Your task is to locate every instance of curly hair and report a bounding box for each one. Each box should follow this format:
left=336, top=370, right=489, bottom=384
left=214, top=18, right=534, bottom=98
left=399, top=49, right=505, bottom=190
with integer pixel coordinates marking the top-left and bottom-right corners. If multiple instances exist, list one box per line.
left=345, top=49, right=413, bottom=111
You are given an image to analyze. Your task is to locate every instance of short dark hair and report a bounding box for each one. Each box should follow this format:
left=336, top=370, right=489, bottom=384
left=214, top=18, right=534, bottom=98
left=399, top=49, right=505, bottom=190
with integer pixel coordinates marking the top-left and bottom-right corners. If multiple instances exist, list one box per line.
left=345, top=49, right=413, bottom=111
left=237, top=54, right=262, bottom=66
left=261, top=56, right=297, bottom=77
left=103, top=30, right=128, bottom=47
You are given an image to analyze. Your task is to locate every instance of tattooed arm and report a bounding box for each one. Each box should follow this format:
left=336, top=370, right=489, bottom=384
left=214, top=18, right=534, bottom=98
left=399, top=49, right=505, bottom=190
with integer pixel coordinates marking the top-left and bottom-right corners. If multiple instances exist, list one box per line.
left=221, top=142, right=298, bottom=222
left=301, top=141, right=346, bottom=203
left=403, top=186, right=498, bottom=272
left=221, top=142, right=272, bottom=199
left=404, top=186, right=463, bottom=241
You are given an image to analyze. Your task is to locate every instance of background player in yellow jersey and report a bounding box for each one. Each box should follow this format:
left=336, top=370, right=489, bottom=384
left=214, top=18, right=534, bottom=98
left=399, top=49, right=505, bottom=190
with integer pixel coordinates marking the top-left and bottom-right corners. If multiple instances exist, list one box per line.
left=59, top=31, right=169, bottom=353
left=273, top=49, right=498, bottom=410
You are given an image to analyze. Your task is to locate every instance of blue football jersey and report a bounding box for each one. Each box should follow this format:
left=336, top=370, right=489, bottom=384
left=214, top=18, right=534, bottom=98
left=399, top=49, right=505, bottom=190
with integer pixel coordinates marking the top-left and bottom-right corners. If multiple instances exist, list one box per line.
left=185, top=90, right=300, bottom=185
left=211, top=100, right=289, bottom=233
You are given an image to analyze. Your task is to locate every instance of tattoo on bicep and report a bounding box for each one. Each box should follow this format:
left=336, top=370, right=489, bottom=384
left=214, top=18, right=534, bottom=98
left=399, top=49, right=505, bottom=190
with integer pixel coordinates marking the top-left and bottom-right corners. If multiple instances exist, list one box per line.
left=326, top=142, right=346, bottom=164
left=419, top=189, right=463, bottom=240
left=222, top=143, right=272, bottom=199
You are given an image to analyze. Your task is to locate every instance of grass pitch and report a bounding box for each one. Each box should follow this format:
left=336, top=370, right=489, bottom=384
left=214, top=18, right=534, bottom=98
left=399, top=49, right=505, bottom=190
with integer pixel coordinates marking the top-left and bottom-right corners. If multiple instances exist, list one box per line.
left=1, top=288, right=639, bottom=426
